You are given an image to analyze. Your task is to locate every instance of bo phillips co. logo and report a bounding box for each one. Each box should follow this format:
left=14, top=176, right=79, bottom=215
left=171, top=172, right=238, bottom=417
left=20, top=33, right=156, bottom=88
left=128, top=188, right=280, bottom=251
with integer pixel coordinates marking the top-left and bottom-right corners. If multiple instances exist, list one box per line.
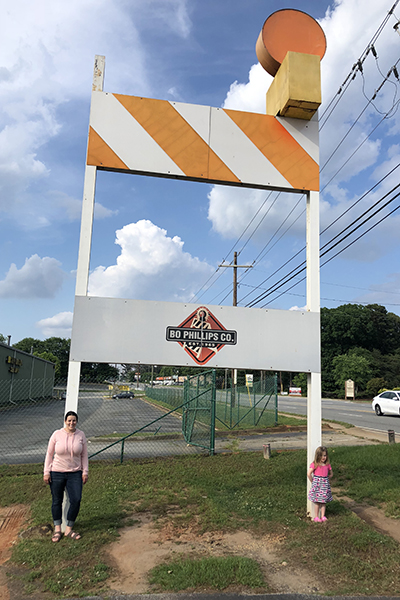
left=166, top=306, right=237, bottom=365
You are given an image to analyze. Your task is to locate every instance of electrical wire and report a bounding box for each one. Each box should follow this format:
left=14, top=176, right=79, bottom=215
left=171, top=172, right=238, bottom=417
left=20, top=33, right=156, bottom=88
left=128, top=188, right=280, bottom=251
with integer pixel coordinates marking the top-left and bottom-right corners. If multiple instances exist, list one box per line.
left=261, top=200, right=400, bottom=308
left=321, top=59, right=400, bottom=184
left=239, top=10, right=400, bottom=305
left=319, top=0, right=400, bottom=128
left=189, top=191, right=276, bottom=302
left=246, top=185, right=400, bottom=307
left=241, top=166, right=400, bottom=306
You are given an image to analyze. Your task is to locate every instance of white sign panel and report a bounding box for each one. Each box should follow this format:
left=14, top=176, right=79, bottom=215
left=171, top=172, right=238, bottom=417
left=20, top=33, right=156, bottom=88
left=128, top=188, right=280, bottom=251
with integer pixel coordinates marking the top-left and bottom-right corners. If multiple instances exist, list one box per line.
left=246, top=374, right=254, bottom=387
left=70, top=296, right=320, bottom=372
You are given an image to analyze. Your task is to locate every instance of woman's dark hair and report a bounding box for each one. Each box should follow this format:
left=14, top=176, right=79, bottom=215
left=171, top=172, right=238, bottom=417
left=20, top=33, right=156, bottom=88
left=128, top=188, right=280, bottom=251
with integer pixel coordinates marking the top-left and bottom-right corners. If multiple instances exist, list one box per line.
left=64, top=411, right=78, bottom=422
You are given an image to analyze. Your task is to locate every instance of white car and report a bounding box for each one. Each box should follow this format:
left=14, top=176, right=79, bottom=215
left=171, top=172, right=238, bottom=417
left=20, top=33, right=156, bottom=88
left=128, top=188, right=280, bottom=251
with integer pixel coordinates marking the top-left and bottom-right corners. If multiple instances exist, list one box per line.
left=372, top=390, right=400, bottom=416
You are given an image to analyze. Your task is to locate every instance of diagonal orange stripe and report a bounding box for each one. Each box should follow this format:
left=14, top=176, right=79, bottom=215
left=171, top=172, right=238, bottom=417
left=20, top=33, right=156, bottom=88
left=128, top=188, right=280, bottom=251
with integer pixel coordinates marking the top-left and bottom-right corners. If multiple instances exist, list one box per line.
left=87, top=127, right=129, bottom=170
left=114, top=94, right=240, bottom=183
left=224, top=109, right=319, bottom=191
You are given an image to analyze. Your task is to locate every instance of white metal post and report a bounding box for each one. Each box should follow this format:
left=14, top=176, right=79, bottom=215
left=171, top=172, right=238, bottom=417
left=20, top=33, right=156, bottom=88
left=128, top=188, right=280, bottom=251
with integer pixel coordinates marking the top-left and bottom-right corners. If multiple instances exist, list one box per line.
left=62, top=56, right=105, bottom=532
left=65, top=56, right=105, bottom=416
left=306, top=189, right=322, bottom=516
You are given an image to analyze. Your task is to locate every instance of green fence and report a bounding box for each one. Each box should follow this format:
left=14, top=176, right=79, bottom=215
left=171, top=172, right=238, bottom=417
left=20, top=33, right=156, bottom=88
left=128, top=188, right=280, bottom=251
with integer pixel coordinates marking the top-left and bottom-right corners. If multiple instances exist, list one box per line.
left=0, top=369, right=277, bottom=466
left=182, top=370, right=216, bottom=454
left=216, top=376, right=278, bottom=429
left=145, top=371, right=278, bottom=432
left=144, top=384, right=184, bottom=408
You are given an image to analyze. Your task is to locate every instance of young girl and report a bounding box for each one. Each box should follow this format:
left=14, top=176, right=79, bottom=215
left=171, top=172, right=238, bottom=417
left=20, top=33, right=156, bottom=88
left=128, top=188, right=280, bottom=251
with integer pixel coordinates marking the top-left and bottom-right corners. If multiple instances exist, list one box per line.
left=307, top=445, right=333, bottom=522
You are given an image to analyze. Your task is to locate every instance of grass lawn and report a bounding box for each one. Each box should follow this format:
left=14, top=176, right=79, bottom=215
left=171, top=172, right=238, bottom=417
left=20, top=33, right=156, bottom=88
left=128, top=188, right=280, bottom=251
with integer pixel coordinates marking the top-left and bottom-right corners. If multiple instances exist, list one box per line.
left=2, top=444, right=400, bottom=597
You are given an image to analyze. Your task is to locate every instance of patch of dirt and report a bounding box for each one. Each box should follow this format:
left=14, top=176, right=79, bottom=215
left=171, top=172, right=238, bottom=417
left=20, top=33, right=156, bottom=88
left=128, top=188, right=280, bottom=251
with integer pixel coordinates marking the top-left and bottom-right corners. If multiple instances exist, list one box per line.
left=0, top=505, right=30, bottom=600
left=106, top=513, right=324, bottom=595
left=106, top=493, right=400, bottom=596
left=332, top=490, right=400, bottom=542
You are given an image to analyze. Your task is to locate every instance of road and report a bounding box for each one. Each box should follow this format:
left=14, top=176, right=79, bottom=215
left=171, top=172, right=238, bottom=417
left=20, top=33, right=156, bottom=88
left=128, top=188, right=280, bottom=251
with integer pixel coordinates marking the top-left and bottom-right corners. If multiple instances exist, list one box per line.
left=278, top=395, right=400, bottom=436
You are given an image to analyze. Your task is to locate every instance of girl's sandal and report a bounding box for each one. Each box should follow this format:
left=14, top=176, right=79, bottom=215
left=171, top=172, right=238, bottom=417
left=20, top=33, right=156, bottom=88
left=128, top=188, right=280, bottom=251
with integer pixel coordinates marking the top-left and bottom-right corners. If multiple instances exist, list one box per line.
left=52, top=531, right=62, bottom=543
left=65, top=531, right=81, bottom=540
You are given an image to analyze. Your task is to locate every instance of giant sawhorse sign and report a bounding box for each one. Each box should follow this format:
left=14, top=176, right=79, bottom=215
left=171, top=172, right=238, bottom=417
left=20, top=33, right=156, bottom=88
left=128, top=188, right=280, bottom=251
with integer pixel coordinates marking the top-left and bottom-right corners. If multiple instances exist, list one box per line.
left=66, top=9, right=326, bottom=511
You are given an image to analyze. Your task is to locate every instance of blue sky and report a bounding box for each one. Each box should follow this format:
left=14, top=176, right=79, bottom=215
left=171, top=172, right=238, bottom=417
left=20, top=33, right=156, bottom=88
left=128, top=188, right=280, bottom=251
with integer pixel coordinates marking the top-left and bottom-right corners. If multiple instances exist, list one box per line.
left=1, top=0, right=400, bottom=343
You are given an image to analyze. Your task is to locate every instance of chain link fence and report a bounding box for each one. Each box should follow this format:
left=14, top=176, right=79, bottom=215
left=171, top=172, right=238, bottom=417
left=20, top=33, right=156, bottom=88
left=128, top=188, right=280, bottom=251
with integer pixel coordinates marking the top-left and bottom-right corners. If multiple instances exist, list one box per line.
left=146, top=372, right=278, bottom=430
left=0, top=369, right=277, bottom=468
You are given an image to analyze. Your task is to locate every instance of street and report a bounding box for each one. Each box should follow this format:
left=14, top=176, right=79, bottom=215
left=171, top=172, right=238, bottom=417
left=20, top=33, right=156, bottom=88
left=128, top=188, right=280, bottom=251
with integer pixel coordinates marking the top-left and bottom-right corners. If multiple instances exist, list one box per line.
left=278, top=395, right=400, bottom=435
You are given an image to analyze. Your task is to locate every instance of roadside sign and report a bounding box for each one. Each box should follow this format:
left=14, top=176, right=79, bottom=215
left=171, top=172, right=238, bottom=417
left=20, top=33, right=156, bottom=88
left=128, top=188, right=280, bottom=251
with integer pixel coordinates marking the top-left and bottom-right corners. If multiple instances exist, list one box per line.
left=246, top=374, right=254, bottom=387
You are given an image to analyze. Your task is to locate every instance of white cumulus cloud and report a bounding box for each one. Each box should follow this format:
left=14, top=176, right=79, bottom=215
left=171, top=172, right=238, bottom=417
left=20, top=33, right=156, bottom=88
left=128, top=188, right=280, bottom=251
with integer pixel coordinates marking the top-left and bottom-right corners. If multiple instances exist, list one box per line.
left=0, top=255, right=65, bottom=298
left=0, top=0, right=191, bottom=222
left=36, top=311, right=73, bottom=338
left=88, top=219, right=214, bottom=301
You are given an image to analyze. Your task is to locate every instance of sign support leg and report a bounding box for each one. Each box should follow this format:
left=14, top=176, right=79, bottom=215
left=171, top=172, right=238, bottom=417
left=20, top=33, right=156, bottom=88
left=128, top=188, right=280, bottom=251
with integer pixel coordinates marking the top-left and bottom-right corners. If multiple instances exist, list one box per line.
left=63, top=56, right=104, bottom=533
left=306, top=190, right=322, bottom=517
left=65, top=56, right=105, bottom=418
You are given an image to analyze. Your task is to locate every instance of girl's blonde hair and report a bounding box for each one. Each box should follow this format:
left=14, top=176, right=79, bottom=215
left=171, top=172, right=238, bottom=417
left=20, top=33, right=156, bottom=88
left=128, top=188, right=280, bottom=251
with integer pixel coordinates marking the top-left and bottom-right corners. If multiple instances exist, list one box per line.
left=314, top=445, right=328, bottom=466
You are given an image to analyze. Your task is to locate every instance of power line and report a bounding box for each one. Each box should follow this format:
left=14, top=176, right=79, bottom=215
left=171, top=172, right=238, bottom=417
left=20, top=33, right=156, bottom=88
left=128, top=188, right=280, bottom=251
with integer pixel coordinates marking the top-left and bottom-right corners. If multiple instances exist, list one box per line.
left=242, top=168, right=400, bottom=306
left=319, top=0, right=400, bottom=128
left=246, top=185, right=400, bottom=307
left=189, top=191, right=276, bottom=302
left=241, top=280, right=400, bottom=300
left=261, top=201, right=400, bottom=308
left=320, top=182, right=400, bottom=256
left=320, top=59, right=400, bottom=192
left=321, top=160, right=400, bottom=236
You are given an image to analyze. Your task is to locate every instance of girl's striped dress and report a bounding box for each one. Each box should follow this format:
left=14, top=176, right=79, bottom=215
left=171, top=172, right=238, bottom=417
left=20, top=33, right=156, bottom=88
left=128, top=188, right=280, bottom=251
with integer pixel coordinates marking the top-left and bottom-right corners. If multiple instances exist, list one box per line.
left=308, top=462, right=333, bottom=503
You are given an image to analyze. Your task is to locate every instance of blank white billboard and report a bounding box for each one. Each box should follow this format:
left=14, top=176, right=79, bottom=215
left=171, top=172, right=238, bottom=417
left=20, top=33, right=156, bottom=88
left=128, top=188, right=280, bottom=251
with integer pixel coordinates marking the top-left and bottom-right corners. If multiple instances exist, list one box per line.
left=70, top=296, right=320, bottom=372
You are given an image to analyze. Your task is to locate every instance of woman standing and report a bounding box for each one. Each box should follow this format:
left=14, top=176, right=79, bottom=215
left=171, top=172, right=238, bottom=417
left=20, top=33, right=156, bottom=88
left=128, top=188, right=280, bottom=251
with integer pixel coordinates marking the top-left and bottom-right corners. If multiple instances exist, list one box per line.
left=43, top=411, right=88, bottom=542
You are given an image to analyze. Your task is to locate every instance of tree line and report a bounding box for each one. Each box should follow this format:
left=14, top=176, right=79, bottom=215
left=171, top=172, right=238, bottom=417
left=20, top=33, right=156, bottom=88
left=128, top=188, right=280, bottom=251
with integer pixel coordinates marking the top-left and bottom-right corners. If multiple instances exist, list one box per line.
left=9, top=337, right=118, bottom=382
left=294, top=303, right=400, bottom=397
left=7, top=303, right=400, bottom=397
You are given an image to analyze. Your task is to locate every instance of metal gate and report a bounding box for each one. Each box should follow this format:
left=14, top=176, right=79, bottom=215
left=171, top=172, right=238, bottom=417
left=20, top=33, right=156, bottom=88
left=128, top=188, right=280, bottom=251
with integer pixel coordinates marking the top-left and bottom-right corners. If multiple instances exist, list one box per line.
left=182, top=370, right=216, bottom=454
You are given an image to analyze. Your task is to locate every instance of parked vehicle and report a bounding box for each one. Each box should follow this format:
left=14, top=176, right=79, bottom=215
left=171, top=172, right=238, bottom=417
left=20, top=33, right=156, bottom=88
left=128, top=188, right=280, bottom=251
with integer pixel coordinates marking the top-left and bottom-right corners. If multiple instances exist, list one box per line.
left=112, top=391, right=135, bottom=399
left=372, top=390, right=400, bottom=416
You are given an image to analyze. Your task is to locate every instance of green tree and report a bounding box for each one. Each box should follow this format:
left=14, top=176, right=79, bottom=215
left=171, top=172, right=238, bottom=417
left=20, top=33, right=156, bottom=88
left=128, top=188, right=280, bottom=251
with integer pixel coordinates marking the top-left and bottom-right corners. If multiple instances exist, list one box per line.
left=321, top=304, right=400, bottom=393
left=365, top=377, right=387, bottom=398
left=44, top=338, right=71, bottom=379
left=332, top=351, right=372, bottom=392
left=80, top=363, right=119, bottom=383
left=15, top=337, right=71, bottom=379
left=13, top=337, right=44, bottom=354
left=292, top=373, right=307, bottom=394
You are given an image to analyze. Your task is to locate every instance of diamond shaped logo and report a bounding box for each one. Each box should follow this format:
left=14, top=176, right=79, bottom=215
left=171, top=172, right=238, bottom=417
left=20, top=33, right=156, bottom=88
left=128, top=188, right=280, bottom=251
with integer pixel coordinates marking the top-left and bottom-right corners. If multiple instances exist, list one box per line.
left=166, top=306, right=237, bottom=365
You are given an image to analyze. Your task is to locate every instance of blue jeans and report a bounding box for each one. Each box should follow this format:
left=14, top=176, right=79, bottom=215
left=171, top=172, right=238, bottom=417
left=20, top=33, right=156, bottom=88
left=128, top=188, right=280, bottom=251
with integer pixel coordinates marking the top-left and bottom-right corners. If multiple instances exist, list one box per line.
left=50, top=471, right=83, bottom=527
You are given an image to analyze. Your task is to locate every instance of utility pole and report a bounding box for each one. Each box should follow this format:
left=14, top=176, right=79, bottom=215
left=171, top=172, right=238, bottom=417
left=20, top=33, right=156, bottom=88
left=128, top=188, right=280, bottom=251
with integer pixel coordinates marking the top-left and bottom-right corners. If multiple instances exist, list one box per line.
left=219, top=252, right=253, bottom=307
left=219, top=252, right=252, bottom=408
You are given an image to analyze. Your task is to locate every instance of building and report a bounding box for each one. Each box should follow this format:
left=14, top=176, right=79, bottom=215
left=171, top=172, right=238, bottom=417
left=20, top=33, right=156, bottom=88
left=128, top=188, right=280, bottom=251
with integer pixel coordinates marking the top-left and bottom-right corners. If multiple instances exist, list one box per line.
left=0, top=341, right=55, bottom=406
